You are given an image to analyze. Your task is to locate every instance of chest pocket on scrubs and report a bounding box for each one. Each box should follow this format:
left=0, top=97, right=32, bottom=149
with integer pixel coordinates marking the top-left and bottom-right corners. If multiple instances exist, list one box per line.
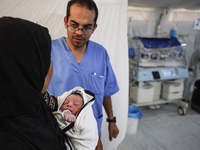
left=89, top=73, right=105, bottom=95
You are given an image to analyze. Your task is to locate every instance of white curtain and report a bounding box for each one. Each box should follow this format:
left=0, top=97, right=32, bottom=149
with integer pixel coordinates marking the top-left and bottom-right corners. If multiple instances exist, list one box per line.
left=93, top=1, right=128, bottom=149
left=0, top=0, right=128, bottom=149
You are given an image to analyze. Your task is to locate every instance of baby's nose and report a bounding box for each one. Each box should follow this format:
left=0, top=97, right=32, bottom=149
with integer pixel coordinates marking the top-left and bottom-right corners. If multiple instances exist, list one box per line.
left=67, top=101, right=73, bottom=106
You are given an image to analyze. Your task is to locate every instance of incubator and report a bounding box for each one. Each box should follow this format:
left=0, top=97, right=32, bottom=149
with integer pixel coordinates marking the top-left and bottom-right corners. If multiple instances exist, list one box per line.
left=129, top=36, right=188, bottom=81
left=129, top=36, right=188, bottom=115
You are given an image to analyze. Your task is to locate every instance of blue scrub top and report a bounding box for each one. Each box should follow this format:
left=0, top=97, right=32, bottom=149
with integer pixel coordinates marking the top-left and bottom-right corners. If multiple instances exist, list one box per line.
left=47, top=37, right=119, bottom=136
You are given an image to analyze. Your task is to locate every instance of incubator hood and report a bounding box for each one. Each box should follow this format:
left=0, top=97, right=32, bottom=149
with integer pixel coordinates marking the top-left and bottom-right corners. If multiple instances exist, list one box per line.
left=129, top=36, right=187, bottom=68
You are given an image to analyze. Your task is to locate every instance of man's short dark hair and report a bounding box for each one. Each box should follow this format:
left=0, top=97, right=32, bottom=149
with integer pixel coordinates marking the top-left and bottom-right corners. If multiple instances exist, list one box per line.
left=66, top=0, right=98, bottom=26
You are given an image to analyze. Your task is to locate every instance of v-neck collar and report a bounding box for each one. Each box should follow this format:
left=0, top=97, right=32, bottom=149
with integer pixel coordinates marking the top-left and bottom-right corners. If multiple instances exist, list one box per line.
left=62, top=37, right=91, bottom=72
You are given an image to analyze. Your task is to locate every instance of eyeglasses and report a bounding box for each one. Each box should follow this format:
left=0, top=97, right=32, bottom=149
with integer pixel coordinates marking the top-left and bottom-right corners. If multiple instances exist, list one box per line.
left=67, top=24, right=93, bottom=34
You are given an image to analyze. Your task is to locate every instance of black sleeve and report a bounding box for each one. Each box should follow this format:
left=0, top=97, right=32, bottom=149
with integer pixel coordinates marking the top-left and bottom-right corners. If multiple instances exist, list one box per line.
left=43, top=91, right=58, bottom=111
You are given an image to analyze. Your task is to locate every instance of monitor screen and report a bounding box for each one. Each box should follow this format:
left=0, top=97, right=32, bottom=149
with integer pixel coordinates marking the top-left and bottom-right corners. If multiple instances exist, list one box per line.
left=164, top=70, right=173, bottom=76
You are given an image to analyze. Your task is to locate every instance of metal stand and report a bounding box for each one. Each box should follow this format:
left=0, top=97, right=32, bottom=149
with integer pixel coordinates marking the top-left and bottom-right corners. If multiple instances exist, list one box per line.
left=130, top=98, right=188, bottom=115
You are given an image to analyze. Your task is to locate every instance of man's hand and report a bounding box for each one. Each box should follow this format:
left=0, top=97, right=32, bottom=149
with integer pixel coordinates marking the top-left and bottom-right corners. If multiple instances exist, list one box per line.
left=103, top=96, right=119, bottom=141
left=109, top=122, right=119, bottom=141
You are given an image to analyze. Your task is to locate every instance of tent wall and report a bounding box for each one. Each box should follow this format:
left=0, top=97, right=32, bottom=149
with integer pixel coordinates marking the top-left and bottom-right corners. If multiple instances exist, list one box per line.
left=0, top=0, right=128, bottom=150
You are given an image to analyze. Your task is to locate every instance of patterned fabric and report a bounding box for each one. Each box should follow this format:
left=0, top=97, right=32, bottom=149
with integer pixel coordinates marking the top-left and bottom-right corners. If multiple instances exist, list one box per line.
left=43, top=91, right=58, bottom=111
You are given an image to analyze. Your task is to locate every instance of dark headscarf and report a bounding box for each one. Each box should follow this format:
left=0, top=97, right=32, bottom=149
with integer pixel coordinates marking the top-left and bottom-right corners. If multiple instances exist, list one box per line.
left=0, top=17, right=65, bottom=150
left=0, top=17, right=51, bottom=118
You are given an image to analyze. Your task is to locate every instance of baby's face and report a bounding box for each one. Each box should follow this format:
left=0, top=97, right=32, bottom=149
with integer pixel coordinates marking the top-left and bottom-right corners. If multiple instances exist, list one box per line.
left=60, top=94, right=84, bottom=115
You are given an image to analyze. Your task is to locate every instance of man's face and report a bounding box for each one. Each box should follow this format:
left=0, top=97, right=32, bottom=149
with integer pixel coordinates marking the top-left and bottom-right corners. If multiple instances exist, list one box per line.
left=64, top=3, right=97, bottom=48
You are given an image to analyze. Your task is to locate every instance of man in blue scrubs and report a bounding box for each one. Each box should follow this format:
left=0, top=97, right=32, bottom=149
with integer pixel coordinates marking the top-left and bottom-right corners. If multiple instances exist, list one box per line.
left=48, top=0, right=119, bottom=145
